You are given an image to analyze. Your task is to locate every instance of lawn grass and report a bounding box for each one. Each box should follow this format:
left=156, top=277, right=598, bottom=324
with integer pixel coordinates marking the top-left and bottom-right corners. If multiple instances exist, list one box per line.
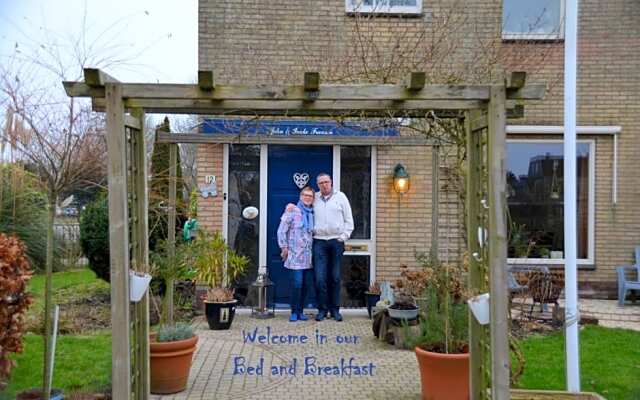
left=25, top=268, right=110, bottom=333
left=1, top=268, right=112, bottom=398
left=517, top=325, right=640, bottom=399
left=27, top=268, right=107, bottom=310
left=1, top=332, right=111, bottom=399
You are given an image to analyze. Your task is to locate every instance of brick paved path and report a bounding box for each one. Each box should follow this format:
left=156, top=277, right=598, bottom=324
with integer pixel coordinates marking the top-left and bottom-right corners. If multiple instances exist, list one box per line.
left=153, top=301, right=638, bottom=399
left=561, top=299, right=640, bottom=331
left=153, top=310, right=421, bottom=400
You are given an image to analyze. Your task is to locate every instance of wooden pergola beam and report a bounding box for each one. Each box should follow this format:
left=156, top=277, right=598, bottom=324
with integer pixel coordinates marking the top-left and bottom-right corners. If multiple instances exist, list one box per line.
left=124, top=115, right=141, bottom=130
left=198, top=70, right=215, bottom=91
left=90, top=98, right=484, bottom=117
left=155, top=131, right=432, bottom=146
left=304, top=72, right=320, bottom=92
left=63, top=80, right=545, bottom=102
left=84, top=68, right=119, bottom=86
left=405, top=72, right=426, bottom=91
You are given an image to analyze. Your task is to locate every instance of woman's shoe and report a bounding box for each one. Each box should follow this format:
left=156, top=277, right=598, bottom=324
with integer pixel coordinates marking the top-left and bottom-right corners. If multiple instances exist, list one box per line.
left=297, top=313, right=308, bottom=321
left=289, top=313, right=298, bottom=322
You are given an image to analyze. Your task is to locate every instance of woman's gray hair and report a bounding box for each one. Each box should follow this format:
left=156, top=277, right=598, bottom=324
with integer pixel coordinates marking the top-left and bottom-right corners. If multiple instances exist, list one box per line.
left=300, top=186, right=315, bottom=195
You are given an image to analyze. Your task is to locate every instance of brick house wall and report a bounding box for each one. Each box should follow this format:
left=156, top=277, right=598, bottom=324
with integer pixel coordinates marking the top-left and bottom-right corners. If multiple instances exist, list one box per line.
left=196, top=0, right=639, bottom=297
left=196, top=144, right=224, bottom=233
left=501, top=0, right=640, bottom=295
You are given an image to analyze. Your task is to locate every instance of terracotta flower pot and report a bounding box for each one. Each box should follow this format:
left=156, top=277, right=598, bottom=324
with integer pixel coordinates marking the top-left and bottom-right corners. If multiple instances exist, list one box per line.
left=414, top=346, right=469, bottom=400
left=150, top=335, right=198, bottom=394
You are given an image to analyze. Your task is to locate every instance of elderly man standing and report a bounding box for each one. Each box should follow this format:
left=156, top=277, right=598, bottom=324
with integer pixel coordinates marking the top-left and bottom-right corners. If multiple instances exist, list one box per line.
left=313, top=172, right=353, bottom=322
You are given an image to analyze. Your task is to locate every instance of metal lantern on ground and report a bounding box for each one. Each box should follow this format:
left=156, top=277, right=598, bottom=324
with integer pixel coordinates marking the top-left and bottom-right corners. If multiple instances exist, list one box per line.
left=251, top=268, right=275, bottom=319
left=393, top=163, right=410, bottom=195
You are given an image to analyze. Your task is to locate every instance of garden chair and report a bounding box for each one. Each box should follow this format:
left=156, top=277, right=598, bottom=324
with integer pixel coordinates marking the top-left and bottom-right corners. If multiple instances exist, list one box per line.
left=526, top=269, right=563, bottom=319
left=617, top=265, right=640, bottom=306
left=507, top=265, right=550, bottom=320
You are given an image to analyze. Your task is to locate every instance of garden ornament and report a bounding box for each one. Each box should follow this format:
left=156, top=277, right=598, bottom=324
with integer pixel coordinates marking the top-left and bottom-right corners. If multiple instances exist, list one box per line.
left=183, top=218, right=198, bottom=241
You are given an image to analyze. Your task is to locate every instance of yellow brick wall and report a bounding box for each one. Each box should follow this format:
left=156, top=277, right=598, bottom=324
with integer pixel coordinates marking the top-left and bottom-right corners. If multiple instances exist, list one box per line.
left=375, top=146, right=433, bottom=282
left=197, top=0, right=640, bottom=296
left=196, top=144, right=224, bottom=233
left=501, top=0, right=640, bottom=295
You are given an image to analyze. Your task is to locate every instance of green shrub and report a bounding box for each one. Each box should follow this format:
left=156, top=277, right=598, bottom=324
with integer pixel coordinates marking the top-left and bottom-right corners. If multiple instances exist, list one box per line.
left=156, top=323, right=194, bottom=342
left=79, top=193, right=110, bottom=282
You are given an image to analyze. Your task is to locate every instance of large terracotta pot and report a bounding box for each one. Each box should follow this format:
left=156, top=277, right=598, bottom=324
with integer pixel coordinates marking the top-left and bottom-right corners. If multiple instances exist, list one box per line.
left=414, top=346, right=469, bottom=400
left=150, top=335, right=198, bottom=394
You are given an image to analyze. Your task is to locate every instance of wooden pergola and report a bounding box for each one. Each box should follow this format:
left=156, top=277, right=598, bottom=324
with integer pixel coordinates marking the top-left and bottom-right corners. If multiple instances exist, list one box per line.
left=64, top=68, right=544, bottom=400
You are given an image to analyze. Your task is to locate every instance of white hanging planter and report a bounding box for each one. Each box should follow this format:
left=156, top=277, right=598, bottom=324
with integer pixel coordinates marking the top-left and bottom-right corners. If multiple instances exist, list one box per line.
left=467, top=293, right=490, bottom=325
left=130, top=271, right=152, bottom=302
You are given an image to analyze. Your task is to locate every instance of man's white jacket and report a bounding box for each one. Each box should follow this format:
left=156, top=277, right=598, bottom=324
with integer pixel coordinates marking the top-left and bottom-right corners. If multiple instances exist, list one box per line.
left=313, top=190, right=354, bottom=242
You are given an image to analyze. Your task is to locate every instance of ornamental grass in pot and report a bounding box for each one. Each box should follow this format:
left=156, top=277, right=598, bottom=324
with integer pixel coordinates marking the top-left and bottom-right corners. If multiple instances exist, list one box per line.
left=183, top=231, right=249, bottom=330
left=150, top=323, right=198, bottom=394
left=408, top=254, right=469, bottom=400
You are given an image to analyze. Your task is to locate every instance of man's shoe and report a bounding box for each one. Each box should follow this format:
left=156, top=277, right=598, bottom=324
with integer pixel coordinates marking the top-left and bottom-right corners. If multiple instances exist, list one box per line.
left=315, top=311, right=327, bottom=321
left=289, top=313, right=298, bottom=322
left=298, top=313, right=309, bottom=321
left=332, top=312, right=343, bottom=322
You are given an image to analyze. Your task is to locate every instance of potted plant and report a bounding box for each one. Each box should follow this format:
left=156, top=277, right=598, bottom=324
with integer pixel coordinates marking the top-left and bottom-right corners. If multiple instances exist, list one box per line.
left=394, top=262, right=432, bottom=315
left=408, top=257, right=470, bottom=400
left=150, top=323, right=198, bottom=394
left=539, top=247, right=551, bottom=259
left=364, top=282, right=381, bottom=319
left=184, top=231, right=249, bottom=330
left=388, top=292, right=419, bottom=321
left=150, top=240, right=195, bottom=324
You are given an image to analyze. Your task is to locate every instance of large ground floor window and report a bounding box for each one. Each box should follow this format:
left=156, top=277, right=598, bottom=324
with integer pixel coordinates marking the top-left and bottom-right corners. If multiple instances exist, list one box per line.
left=506, top=139, right=594, bottom=263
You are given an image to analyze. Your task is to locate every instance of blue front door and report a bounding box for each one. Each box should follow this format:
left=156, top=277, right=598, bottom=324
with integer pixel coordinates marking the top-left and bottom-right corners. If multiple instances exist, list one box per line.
left=267, top=145, right=332, bottom=305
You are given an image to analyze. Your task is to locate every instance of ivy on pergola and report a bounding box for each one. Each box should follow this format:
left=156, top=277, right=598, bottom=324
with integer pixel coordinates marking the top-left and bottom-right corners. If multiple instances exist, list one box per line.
left=64, top=68, right=543, bottom=400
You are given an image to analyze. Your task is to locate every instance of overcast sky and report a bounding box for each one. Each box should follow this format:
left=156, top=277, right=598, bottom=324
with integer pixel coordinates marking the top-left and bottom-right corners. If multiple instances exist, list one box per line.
left=0, top=0, right=197, bottom=83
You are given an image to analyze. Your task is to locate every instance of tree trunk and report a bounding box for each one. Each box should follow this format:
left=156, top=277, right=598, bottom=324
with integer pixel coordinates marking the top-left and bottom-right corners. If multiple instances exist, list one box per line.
left=42, top=197, right=55, bottom=400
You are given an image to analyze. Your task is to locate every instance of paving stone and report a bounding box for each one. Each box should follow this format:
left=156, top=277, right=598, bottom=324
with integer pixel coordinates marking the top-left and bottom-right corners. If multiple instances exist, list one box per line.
left=152, top=312, right=421, bottom=400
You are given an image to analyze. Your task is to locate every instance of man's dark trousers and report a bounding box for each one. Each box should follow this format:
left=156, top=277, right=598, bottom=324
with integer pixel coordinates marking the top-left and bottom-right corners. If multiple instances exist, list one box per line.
left=313, top=238, right=344, bottom=314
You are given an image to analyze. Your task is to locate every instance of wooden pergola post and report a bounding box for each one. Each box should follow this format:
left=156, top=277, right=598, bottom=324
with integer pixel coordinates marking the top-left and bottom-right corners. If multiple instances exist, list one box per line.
left=130, top=108, right=150, bottom=399
left=487, top=85, right=510, bottom=398
left=105, top=82, right=131, bottom=399
left=466, top=109, right=489, bottom=400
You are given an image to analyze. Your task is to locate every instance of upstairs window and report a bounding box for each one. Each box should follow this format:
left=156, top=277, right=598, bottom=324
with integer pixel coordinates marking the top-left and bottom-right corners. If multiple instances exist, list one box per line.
left=502, top=0, right=564, bottom=40
left=346, top=0, right=422, bottom=15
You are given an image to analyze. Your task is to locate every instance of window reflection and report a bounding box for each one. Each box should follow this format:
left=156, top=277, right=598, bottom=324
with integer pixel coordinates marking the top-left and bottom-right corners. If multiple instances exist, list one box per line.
left=506, top=142, right=591, bottom=259
left=340, top=255, right=370, bottom=307
left=340, top=146, right=371, bottom=240
left=228, top=145, right=260, bottom=305
left=502, top=0, right=562, bottom=37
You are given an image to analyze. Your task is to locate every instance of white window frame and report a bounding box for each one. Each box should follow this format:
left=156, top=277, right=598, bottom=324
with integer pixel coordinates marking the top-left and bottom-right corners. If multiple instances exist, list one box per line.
left=506, top=138, right=595, bottom=266
left=502, top=0, right=565, bottom=40
left=345, top=0, right=422, bottom=15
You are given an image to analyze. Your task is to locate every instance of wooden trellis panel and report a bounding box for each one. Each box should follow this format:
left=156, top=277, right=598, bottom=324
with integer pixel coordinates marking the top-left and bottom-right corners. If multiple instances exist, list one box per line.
left=466, top=109, right=490, bottom=400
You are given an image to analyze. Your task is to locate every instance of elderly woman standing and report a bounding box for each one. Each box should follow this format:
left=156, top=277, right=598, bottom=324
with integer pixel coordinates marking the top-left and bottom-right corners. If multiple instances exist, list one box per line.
left=277, top=186, right=315, bottom=322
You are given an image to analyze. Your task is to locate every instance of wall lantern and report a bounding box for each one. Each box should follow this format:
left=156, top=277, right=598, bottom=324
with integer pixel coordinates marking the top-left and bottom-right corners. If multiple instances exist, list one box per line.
left=393, top=163, right=410, bottom=195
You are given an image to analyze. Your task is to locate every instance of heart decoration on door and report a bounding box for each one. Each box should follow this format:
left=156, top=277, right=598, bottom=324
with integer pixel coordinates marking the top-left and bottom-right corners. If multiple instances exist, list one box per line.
left=293, top=172, right=310, bottom=189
